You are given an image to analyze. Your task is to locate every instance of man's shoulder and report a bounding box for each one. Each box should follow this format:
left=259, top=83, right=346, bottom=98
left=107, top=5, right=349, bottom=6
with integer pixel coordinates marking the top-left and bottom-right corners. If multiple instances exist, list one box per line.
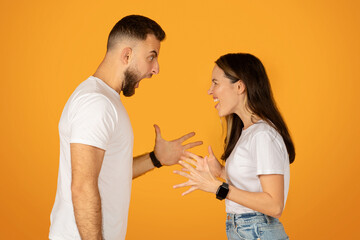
left=64, top=76, right=126, bottom=122
left=71, top=77, right=118, bottom=105
left=74, top=76, right=105, bottom=96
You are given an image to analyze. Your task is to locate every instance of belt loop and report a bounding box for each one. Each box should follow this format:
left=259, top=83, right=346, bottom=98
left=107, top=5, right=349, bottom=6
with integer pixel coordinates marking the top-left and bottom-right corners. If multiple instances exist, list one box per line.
left=265, top=214, right=271, bottom=224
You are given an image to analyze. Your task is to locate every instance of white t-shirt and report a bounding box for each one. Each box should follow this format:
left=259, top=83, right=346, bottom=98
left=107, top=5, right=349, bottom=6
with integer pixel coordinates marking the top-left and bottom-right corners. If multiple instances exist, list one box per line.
left=49, top=76, right=134, bottom=240
left=225, top=120, right=290, bottom=214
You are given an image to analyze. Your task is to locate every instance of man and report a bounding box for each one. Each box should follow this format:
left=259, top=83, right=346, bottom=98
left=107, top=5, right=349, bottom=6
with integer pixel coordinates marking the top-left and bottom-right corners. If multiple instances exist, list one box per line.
left=49, top=15, right=202, bottom=240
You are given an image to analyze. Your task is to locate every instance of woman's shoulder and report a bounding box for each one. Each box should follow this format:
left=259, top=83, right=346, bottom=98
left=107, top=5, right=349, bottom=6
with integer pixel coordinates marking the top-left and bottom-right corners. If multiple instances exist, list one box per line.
left=249, top=120, right=276, bottom=134
left=246, top=120, right=283, bottom=143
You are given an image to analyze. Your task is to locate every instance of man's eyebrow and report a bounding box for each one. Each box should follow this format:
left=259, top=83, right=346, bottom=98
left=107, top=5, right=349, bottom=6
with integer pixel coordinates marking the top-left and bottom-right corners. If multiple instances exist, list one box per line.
left=150, top=50, right=158, bottom=57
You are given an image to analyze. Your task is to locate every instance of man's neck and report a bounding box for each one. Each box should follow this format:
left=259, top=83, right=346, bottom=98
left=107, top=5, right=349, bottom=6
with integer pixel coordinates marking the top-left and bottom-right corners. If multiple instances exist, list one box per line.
left=93, top=57, right=124, bottom=94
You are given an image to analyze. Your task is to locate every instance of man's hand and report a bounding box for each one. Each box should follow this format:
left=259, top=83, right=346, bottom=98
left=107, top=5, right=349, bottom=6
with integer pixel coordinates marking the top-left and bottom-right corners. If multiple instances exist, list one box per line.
left=153, top=124, right=203, bottom=166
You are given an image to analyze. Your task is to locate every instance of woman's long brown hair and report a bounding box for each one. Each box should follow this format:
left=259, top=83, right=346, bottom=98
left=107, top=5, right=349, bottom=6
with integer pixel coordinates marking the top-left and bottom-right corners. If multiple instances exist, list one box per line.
left=216, top=53, right=295, bottom=164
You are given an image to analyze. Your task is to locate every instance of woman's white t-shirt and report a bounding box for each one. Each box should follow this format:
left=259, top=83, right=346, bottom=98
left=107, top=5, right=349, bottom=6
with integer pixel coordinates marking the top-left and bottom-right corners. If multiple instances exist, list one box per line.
left=225, top=120, right=290, bottom=214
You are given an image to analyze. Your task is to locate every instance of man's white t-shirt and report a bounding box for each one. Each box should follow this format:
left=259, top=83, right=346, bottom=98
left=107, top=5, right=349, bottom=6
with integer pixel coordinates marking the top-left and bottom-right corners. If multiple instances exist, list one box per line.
left=225, top=120, right=290, bottom=214
left=49, top=76, right=134, bottom=240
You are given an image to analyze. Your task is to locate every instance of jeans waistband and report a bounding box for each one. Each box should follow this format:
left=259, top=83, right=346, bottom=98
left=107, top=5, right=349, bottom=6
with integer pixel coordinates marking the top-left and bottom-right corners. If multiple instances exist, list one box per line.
left=226, top=212, right=275, bottom=225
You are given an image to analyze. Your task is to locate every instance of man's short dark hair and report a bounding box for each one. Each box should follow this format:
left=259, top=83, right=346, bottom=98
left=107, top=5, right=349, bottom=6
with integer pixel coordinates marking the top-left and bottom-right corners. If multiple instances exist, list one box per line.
left=107, top=15, right=166, bottom=51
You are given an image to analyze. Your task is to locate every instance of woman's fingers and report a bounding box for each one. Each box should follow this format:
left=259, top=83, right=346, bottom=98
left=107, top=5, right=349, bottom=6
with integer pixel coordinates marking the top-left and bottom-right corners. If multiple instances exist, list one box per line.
left=173, top=180, right=192, bottom=189
left=184, top=151, right=204, bottom=162
left=178, top=160, right=198, bottom=175
left=181, top=167, right=189, bottom=172
left=181, top=186, right=198, bottom=196
left=180, top=156, right=198, bottom=168
left=208, top=145, right=215, bottom=157
left=173, top=169, right=193, bottom=179
left=204, top=156, right=212, bottom=173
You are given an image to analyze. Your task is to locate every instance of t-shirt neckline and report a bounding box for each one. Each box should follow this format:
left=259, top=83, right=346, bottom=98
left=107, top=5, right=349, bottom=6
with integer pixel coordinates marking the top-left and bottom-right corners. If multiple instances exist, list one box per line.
left=242, top=119, right=264, bottom=133
left=90, top=76, right=120, bottom=97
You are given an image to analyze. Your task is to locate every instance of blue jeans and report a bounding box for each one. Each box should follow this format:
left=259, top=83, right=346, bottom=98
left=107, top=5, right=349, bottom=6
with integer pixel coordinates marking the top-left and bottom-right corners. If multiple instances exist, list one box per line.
left=226, top=212, right=289, bottom=240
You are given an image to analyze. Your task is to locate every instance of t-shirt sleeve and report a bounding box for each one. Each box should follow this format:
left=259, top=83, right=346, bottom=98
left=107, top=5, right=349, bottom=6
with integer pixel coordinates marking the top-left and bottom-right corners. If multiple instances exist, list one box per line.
left=69, top=93, right=117, bottom=150
left=251, top=131, right=286, bottom=176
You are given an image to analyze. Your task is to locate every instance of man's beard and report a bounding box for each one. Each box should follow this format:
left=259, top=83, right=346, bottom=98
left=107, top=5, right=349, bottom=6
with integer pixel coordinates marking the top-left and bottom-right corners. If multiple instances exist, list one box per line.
left=122, top=68, right=141, bottom=97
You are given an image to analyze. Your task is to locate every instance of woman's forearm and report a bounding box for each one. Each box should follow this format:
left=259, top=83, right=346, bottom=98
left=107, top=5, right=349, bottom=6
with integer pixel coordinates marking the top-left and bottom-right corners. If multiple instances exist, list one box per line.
left=226, top=185, right=284, bottom=218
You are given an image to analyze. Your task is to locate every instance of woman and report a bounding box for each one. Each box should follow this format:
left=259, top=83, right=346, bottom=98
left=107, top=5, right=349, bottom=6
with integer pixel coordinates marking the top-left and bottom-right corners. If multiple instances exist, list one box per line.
left=174, top=53, right=295, bottom=240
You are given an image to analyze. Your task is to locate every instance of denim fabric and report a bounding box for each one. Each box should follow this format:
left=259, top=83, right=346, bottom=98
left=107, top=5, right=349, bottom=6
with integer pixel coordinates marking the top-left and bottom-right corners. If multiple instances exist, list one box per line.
left=226, top=212, right=289, bottom=240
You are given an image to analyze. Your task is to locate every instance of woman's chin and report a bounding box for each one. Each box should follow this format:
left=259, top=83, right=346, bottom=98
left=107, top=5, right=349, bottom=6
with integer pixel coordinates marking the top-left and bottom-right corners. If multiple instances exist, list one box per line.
left=217, top=109, right=233, bottom=118
left=217, top=106, right=231, bottom=117
left=217, top=111, right=225, bottom=117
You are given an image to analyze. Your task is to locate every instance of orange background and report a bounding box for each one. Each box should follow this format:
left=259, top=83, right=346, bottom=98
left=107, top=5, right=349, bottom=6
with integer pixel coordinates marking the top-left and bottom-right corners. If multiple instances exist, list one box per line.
left=1, top=0, right=359, bottom=239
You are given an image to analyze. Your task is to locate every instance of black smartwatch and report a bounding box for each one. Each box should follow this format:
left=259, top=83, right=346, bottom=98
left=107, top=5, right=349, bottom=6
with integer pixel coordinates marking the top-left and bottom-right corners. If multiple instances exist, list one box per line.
left=216, top=182, right=229, bottom=200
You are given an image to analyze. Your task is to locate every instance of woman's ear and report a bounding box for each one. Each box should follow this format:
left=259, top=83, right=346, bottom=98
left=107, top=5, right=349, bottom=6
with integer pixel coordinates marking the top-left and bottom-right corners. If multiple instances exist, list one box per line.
left=237, top=80, right=246, bottom=95
left=120, top=47, right=132, bottom=65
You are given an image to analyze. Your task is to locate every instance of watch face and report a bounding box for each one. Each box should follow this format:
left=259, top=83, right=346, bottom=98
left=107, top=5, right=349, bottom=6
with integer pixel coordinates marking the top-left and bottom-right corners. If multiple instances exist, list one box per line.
left=217, top=183, right=229, bottom=200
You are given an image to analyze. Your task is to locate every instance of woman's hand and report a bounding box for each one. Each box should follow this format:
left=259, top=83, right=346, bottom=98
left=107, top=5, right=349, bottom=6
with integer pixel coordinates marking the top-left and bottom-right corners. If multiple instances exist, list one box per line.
left=184, top=146, right=224, bottom=178
left=173, top=155, right=222, bottom=196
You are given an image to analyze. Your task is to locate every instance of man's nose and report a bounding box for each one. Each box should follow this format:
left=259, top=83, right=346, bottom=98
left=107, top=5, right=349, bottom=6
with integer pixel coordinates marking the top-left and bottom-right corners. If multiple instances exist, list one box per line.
left=151, top=61, right=159, bottom=75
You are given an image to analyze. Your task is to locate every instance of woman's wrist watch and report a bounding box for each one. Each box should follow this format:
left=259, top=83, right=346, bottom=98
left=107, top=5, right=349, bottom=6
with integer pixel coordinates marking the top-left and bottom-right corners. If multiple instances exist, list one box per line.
left=216, top=182, right=229, bottom=200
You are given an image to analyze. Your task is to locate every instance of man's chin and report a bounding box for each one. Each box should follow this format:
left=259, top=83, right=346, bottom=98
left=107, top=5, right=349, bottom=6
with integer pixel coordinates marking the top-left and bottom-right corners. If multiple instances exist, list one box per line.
left=141, top=74, right=152, bottom=79
left=123, top=88, right=136, bottom=97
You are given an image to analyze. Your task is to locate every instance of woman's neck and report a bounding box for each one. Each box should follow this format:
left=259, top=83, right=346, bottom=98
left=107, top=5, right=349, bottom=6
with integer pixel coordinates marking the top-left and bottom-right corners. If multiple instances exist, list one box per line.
left=235, top=110, right=261, bottom=130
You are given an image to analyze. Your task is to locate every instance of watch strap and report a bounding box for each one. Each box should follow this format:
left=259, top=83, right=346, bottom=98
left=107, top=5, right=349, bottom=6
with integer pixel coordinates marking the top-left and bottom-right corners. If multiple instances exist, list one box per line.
left=150, top=151, right=162, bottom=168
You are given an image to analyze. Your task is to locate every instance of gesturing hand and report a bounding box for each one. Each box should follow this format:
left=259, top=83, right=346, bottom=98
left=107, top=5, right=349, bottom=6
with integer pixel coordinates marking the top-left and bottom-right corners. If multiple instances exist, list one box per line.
left=185, top=146, right=223, bottom=178
left=173, top=155, right=222, bottom=196
left=153, top=124, right=203, bottom=166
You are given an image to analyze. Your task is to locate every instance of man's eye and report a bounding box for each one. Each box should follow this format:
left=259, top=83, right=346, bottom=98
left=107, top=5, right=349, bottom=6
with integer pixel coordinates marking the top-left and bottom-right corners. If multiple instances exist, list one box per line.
left=149, top=56, right=154, bottom=61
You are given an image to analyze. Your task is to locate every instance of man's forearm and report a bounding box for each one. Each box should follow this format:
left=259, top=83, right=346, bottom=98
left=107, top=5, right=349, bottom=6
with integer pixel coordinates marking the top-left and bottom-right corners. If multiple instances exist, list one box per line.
left=133, top=152, right=156, bottom=179
left=72, top=184, right=103, bottom=239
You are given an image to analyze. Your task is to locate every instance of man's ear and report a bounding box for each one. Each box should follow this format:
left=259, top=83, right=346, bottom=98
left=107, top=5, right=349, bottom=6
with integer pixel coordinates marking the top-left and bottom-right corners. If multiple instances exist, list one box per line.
left=237, top=80, right=246, bottom=95
left=121, top=47, right=132, bottom=65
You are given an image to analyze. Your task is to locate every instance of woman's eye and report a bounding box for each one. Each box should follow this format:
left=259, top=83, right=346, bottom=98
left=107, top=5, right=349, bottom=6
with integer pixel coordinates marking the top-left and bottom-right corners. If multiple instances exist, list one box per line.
left=149, top=56, right=154, bottom=61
